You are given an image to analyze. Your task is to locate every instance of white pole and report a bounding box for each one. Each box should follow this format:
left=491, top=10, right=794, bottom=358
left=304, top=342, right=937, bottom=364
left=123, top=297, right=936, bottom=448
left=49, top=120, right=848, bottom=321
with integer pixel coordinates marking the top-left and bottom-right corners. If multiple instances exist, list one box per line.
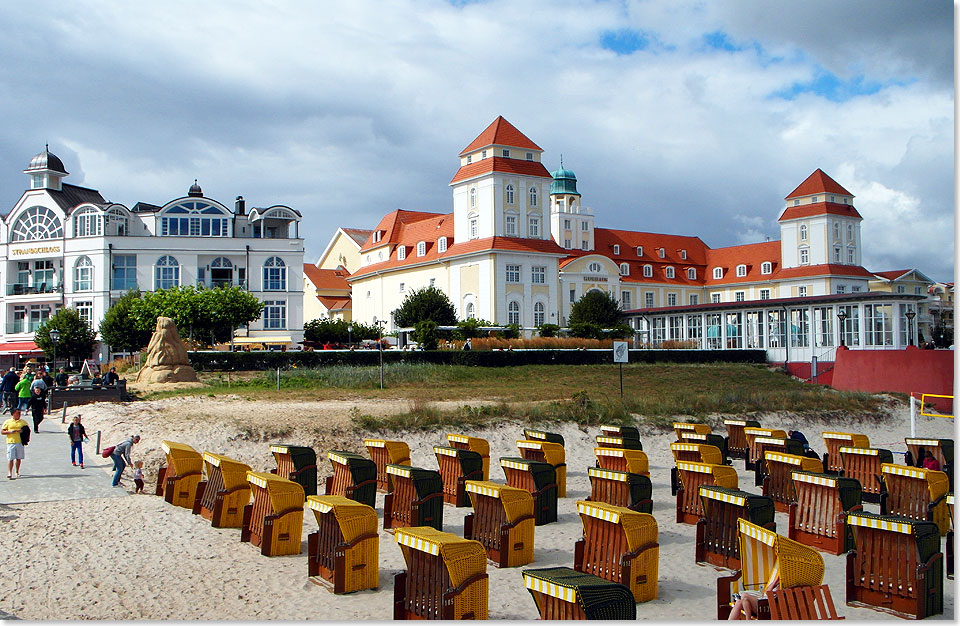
left=909, top=394, right=917, bottom=438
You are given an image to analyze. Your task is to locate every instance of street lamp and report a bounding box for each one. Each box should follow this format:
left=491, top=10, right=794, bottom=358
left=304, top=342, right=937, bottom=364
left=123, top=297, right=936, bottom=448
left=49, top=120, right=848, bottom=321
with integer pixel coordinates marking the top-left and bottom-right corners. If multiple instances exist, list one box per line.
left=836, top=310, right=847, bottom=348
left=49, top=328, right=60, bottom=375
left=375, top=320, right=387, bottom=390
left=347, top=324, right=353, bottom=348
left=905, top=309, right=916, bottom=347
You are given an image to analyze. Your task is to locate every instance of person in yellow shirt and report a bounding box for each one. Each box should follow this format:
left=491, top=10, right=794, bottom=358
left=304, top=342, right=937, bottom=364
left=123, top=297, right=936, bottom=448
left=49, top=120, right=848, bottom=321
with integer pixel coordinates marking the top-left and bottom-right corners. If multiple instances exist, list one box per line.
left=2, top=408, right=28, bottom=479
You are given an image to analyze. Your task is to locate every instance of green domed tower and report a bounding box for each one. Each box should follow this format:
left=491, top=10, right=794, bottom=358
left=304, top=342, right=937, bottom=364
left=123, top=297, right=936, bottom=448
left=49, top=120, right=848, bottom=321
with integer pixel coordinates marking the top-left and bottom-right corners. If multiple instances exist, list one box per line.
left=549, top=158, right=594, bottom=251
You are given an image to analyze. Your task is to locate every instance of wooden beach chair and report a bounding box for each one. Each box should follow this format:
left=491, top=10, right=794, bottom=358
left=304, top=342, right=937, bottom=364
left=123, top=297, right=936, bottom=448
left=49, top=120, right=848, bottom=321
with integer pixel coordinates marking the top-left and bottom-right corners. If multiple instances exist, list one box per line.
left=324, top=450, right=377, bottom=508
left=752, top=436, right=806, bottom=487
left=879, top=463, right=950, bottom=535
left=463, top=480, right=535, bottom=568
left=306, top=495, right=379, bottom=594
left=393, top=527, right=488, bottom=620
left=594, top=446, right=649, bottom=475
left=517, top=439, right=567, bottom=497
left=500, top=457, right=558, bottom=525
left=846, top=511, right=943, bottom=619
left=241, top=471, right=305, bottom=557
left=594, top=435, right=643, bottom=450
left=587, top=467, right=652, bottom=513
left=383, top=463, right=444, bottom=532
left=523, top=566, right=636, bottom=620
left=763, top=452, right=823, bottom=513
left=363, top=438, right=410, bottom=493
left=447, top=434, right=490, bottom=480
left=156, top=440, right=203, bottom=509
left=523, top=428, right=564, bottom=446
left=193, top=452, right=251, bottom=528
left=269, top=444, right=318, bottom=497
left=724, top=418, right=761, bottom=461
left=837, top=446, right=893, bottom=504
left=947, top=493, right=954, bottom=579
left=680, top=431, right=730, bottom=464
left=767, top=585, right=844, bottom=620
left=695, top=485, right=775, bottom=570
left=744, top=427, right=787, bottom=471
left=433, top=445, right=484, bottom=507
left=670, top=442, right=724, bottom=495
left=788, top=471, right=862, bottom=555
left=675, top=461, right=738, bottom=524
left=821, top=432, right=869, bottom=474
left=574, top=500, right=659, bottom=603
left=904, top=437, right=954, bottom=488
left=600, top=424, right=641, bottom=441
left=673, top=421, right=711, bottom=441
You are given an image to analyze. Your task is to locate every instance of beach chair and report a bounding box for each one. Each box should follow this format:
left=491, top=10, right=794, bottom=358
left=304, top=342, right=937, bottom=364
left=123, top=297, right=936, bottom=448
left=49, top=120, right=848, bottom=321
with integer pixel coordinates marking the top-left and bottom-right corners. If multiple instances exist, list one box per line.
left=594, top=435, right=643, bottom=450
left=269, top=444, right=318, bottom=497
left=837, top=446, right=893, bottom=504
left=946, top=493, right=954, bottom=579
left=324, top=451, right=377, bottom=508
left=523, top=566, right=636, bottom=620
left=587, top=467, right=653, bottom=513
left=680, top=432, right=730, bottom=464
left=879, top=463, right=950, bottom=535
left=393, top=527, right=488, bottom=620
left=156, top=440, right=203, bottom=509
left=752, top=436, right=806, bottom=487
left=670, top=442, right=724, bottom=495
left=434, top=445, right=484, bottom=507
left=846, top=511, right=943, bottom=619
left=600, top=424, right=641, bottom=441
left=717, top=518, right=825, bottom=620
left=724, top=418, right=761, bottom=461
left=500, top=457, right=558, bottom=525
left=673, top=421, right=711, bottom=441
left=744, top=427, right=787, bottom=470
left=523, top=428, right=564, bottom=446
left=384, top=464, right=444, bottom=532
left=363, top=438, right=410, bottom=493
left=241, top=471, right=305, bottom=557
left=821, top=432, right=869, bottom=474
left=517, top=439, right=566, bottom=497
left=463, top=480, right=535, bottom=567
left=788, top=471, right=862, bottom=555
left=193, top=452, right=252, bottom=528
left=675, top=461, right=738, bottom=524
left=767, top=585, right=844, bottom=620
left=594, top=446, right=649, bottom=475
left=763, top=452, right=823, bottom=513
left=447, top=434, right=490, bottom=480
left=695, top=486, right=775, bottom=570
left=574, top=500, right=659, bottom=603
left=904, top=437, right=954, bottom=488
left=306, top=495, right=378, bottom=593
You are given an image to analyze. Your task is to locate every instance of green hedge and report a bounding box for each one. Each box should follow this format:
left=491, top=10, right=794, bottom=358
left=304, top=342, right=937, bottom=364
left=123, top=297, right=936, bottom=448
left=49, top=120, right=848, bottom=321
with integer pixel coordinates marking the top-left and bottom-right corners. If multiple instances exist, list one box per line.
left=187, top=349, right=766, bottom=371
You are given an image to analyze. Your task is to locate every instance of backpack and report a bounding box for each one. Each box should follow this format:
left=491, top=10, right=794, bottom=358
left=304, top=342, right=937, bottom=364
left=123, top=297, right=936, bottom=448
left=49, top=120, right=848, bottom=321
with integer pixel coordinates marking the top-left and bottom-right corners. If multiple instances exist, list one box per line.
left=19, top=424, right=30, bottom=446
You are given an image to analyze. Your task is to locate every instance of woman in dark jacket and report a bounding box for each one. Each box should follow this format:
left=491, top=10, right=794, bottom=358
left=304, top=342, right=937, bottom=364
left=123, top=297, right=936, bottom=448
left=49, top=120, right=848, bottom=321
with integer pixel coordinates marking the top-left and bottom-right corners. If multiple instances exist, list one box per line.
left=66, top=415, right=88, bottom=468
left=28, top=386, right=45, bottom=432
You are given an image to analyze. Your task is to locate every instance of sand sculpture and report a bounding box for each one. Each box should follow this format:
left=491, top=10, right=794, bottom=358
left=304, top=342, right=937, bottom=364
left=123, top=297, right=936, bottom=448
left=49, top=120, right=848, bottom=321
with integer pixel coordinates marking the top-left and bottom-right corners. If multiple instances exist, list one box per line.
left=136, top=316, right=199, bottom=383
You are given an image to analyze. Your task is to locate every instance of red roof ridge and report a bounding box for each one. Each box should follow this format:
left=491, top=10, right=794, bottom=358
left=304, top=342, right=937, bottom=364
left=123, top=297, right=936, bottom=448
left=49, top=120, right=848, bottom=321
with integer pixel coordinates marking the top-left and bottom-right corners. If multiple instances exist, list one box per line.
left=786, top=169, right=853, bottom=199
left=459, top=116, right=542, bottom=156
left=450, top=157, right=551, bottom=184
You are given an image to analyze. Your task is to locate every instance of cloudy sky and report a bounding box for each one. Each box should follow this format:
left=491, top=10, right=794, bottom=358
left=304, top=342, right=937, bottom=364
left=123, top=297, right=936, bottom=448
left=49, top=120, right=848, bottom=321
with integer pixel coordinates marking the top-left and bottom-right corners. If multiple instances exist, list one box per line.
left=0, top=0, right=953, bottom=281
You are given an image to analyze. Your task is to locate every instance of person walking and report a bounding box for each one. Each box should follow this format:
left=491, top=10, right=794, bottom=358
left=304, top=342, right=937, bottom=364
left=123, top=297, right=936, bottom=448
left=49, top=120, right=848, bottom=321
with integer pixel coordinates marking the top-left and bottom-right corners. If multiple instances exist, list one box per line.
left=28, top=386, right=45, bottom=433
left=15, top=372, right=32, bottom=411
left=66, top=415, right=88, bottom=468
left=2, top=409, right=28, bottom=479
left=1, top=367, right=19, bottom=413
left=110, top=434, right=140, bottom=487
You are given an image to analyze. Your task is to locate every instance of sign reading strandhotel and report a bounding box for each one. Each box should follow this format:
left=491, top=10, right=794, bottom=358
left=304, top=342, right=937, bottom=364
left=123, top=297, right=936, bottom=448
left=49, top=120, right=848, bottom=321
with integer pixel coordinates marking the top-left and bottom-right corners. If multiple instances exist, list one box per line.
left=12, top=245, right=61, bottom=256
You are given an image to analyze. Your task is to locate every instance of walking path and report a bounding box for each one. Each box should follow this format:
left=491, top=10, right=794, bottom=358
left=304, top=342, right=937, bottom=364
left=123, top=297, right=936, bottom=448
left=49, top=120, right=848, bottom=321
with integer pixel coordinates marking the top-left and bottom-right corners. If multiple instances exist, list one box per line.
left=0, top=410, right=128, bottom=505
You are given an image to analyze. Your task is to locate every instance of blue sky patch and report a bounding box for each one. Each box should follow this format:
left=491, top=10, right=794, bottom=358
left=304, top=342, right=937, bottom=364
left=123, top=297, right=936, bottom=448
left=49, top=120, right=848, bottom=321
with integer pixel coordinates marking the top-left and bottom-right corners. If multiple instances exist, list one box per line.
left=703, top=30, right=743, bottom=52
left=772, top=68, right=914, bottom=102
left=600, top=28, right=650, bottom=55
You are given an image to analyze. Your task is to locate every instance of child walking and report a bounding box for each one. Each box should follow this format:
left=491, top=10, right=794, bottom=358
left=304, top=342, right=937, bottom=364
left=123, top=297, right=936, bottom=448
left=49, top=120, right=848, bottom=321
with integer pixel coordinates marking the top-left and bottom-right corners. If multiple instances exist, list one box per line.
left=133, top=460, right=145, bottom=493
left=66, top=415, right=88, bottom=468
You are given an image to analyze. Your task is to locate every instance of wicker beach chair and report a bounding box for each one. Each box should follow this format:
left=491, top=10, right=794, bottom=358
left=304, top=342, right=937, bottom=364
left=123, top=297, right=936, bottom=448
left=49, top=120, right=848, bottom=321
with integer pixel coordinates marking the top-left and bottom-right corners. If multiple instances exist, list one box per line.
left=586, top=467, right=652, bottom=513
left=363, top=438, right=410, bottom=493
left=599, top=424, right=641, bottom=441
left=673, top=421, right=711, bottom=441
left=744, top=427, right=787, bottom=470
left=675, top=461, right=738, bottom=524
left=523, top=566, right=636, bottom=619
left=904, top=437, right=954, bottom=488
left=447, top=434, right=490, bottom=480
left=594, top=447, right=649, bottom=475
left=384, top=464, right=444, bottom=532
left=788, top=471, right=862, bottom=555
left=752, top=436, right=807, bottom=487
left=695, top=485, right=775, bottom=570
left=724, top=419, right=761, bottom=461
left=157, top=440, right=204, bottom=509
left=837, top=446, right=893, bottom=504
left=193, top=452, right=251, bottom=528
left=523, top=428, right=564, bottom=446
left=500, top=457, right=558, bottom=525
left=594, top=435, right=643, bottom=450
left=821, top=432, right=869, bottom=474
left=517, top=439, right=567, bottom=497
left=846, top=511, right=943, bottom=619
left=393, top=527, right=488, bottom=620
left=763, top=452, right=823, bottom=513
left=241, top=471, right=305, bottom=557
left=574, top=500, right=659, bottom=603
left=463, top=480, right=535, bottom=568
left=670, top=442, right=725, bottom=495
left=306, top=495, right=379, bottom=594
left=879, top=463, right=950, bottom=535
left=324, top=450, right=377, bottom=508
left=269, top=444, right=318, bottom=497
left=680, top=432, right=730, bottom=464
left=434, top=445, right=484, bottom=507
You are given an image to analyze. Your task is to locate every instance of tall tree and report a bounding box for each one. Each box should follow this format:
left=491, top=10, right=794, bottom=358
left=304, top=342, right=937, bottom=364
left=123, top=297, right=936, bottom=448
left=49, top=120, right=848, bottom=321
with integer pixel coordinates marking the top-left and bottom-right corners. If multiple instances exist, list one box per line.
left=568, top=290, right=623, bottom=327
left=99, top=290, right=153, bottom=353
left=393, top=286, right=457, bottom=328
left=129, top=286, right=264, bottom=348
left=36, top=308, right=99, bottom=366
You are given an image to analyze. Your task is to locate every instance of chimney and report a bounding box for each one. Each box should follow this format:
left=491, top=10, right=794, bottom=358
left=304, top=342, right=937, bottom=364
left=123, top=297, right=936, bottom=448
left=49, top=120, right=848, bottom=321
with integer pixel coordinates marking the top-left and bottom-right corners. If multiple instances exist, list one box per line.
left=235, top=195, right=245, bottom=215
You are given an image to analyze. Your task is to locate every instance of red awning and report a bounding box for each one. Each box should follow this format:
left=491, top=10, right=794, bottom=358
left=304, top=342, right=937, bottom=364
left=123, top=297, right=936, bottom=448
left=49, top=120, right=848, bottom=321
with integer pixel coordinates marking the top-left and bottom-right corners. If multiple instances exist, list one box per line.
left=0, top=341, right=42, bottom=355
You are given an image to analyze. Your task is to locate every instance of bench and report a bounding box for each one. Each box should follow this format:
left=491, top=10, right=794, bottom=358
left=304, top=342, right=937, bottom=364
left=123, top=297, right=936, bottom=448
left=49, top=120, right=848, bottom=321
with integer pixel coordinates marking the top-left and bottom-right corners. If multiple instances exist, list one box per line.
left=724, top=418, right=761, bottom=461
left=306, top=495, right=379, bottom=594
left=575, top=500, right=659, bottom=603
left=587, top=467, right=653, bottom=513
left=241, top=471, right=305, bottom=557
left=433, top=445, right=484, bottom=507
left=904, top=437, right=954, bottom=489
left=879, top=463, right=950, bottom=536
left=837, top=446, right=893, bottom=504
left=752, top=437, right=806, bottom=487
left=680, top=432, right=730, bottom=464
left=363, top=438, right=410, bottom=493
left=673, top=421, right=711, bottom=441
left=594, top=446, right=649, bottom=475
left=500, top=457, right=558, bottom=526
left=744, top=427, right=787, bottom=471
left=463, top=480, right=535, bottom=568
left=671, top=442, right=724, bottom=495
left=517, top=439, right=566, bottom=497
left=845, top=511, right=942, bottom=619
left=523, top=566, right=636, bottom=620
left=675, top=461, right=738, bottom=525
left=788, top=471, right=862, bottom=555
left=393, top=527, right=488, bottom=620
left=763, top=452, right=823, bottom=513
left=269, top=444, right=317, bottom=497
left=821, top=432, right=869, bottom=474
left=383, top=464, right=444, bottom=532
left=767, top=584, right=844, bottom=620
left=447, top=434, right=490, bottom=480
left=156, top=440, right=203, bottom=509
left=193, top=452, right=251, bottom=528
left=695, top=485, right=775, bottom=570
left=599, top=424, right=641, bottom=441
left=523, top=428, right=564, bottom=446
left=324, top=451, right=377, bottom=508
left=594, top=435, right=643, bottom=450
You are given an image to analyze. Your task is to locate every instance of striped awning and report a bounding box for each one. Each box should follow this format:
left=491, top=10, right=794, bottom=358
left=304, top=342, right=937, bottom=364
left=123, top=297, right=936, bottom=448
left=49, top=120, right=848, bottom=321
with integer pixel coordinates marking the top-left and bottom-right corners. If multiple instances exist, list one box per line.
left=395, top=529, right=440, bottom=555
left=847, top=514, right=913, bottom=534
left=792, top=472, right=836, bottom=487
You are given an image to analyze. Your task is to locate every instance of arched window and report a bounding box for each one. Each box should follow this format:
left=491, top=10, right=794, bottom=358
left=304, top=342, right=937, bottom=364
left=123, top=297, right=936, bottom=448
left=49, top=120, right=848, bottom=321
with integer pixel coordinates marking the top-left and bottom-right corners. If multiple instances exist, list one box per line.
left=505, top=184, right=515, bottom=205
left=529, top=187, right=538, bottom=207
left=210, top=256, right=234, bottom=287
left=534, top=302, right=545, bottom=327
left=417, top=241, right=426, bottom=257
left=73, top=207, right=102, bottom=237
left=713, top=267, right=723, bottom=279
left=465, top=302, right=475, bottom=319
left=643, top=264, right=653, bottom=278
left=154, top=255, right=180, bottom=290
left=469, top=188, right=476, bottom=208
left=799, top=224, right=808, bottom=241
left=11, top=206, right=63, bottom=241
left=73, top=256, right=93, bottom=292
left=105, top=206, right=129, bottom=236
left=160, top=200, right=229, bottom=237
left=588, top=262, right=602, bottom=273
left=508, top=301, right=521, bottom=325
left=736, top=264, right=747, bottom=277
left=619, top=263, right=629, bottom=275
left=263, top=256, right=286, bottom=291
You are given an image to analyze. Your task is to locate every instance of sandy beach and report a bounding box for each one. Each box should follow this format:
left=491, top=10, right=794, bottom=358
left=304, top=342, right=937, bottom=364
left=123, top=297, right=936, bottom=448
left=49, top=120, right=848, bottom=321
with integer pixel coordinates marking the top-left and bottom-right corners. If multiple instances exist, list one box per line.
left=0, top=393, right=954, bottom=621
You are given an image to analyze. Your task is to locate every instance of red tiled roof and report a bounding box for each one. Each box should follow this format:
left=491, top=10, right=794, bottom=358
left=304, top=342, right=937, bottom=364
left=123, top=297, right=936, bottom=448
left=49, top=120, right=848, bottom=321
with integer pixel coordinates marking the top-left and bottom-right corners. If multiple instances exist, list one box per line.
left=316, top=296, right=352, bottom=311
left=785, top=169, right=853, bottom=199
left=459, top=116, right=542, bottom=156
left=778, top=201, right=862, bottom=221
left=775, top=264, right=875, bottom=279
left=705, top=241, right=781, bottom=285
left=872, top=269, right=913, bottom=281
left=359, top=210, right=445, bottom=252
left=592, top=228, right=709, bottom=264
left=303, top=264, right=351, bottom=290
left=450, top=157, right=552, bottom=184
left=342, top=228, right=373, bottom=246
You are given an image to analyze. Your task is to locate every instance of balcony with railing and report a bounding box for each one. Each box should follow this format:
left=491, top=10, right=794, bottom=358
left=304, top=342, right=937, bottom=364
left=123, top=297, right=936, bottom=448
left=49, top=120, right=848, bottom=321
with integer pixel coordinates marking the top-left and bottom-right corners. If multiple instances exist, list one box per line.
left=6, top=282, right=63, bottom=296
left=196, top=279, right=247, bottom=289
left=9, top=320, right=46, bottom=334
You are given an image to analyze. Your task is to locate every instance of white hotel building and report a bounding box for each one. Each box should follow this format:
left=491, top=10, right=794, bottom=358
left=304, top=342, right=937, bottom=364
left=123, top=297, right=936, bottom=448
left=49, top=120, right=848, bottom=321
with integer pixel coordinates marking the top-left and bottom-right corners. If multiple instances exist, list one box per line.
left=0, top=148, right=304, bottom=366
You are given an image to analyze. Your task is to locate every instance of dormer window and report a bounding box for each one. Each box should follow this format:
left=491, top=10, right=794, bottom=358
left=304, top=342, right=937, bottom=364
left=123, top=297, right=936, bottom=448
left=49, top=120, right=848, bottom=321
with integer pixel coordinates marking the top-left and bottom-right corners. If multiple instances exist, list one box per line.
left=620, top=263, right=629, bottom=275
left=680, top=249, right=687, bottom=260
left=613, top=245, right=620, bottom=255
left=643, top=264, right=653, bottom=278
left=687, top=268, right=696, bottom=280
left=526, top=152, right=533, bottom=160
left=658, top=248, right=665, bottom=258
left=636, top=246, right=643, bottom=257
left=438, top=237, right=448, bottom=253
left=373, top=230, right=382, bottom=243
left=736, top=264, right=747, bottom=277
left=761, top=261, right=772, bottom=275
left=793, top=199, right=800, bottom=206
left=466, top=155, right=472, bottom=164
left=481, top=150, right=487, bottom=159
left=417, top=241, right=426, bottom=257
left=713, top=267, right=723, bottom=279
left=811, top=196, right=818, bottom=203
left=397, top=246, right=406, bottom=261
left=665, top=266, right=675, bottom=279
left=502, top=149, right=510, bottom=158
